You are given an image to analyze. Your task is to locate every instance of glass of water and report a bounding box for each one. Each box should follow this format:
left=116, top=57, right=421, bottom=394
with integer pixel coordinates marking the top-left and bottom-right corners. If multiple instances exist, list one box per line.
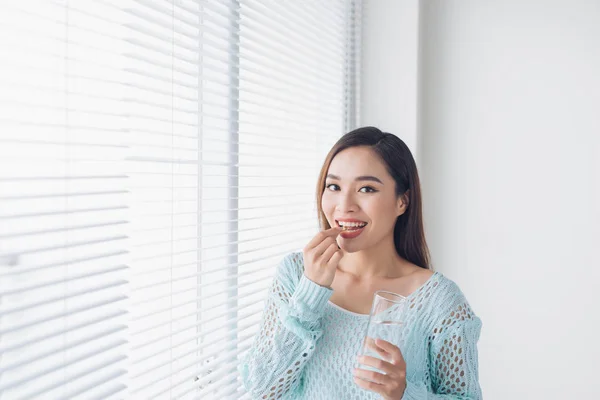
left=356, top=290, right=406, bottom=376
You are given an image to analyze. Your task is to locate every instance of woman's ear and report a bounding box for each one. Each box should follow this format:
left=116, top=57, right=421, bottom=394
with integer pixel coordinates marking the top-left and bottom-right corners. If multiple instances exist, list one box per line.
left=396, top=190, right=410, bottom=216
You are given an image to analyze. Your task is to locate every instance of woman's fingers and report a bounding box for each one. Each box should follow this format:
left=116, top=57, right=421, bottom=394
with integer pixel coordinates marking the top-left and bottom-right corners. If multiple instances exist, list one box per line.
left=372, top=339, right=406, bottom=368
left=368, top=339, right=392, bottom=360
left=353, top=375, right=386, bottom=395
left=307, top=227, right=341, bottom=263
left=356, top=355, right=394, bottom=376
left=327, top=247, right=343, bottom=266
left=302, top=226, right=342, bottom=287
left=320, top=241, right=340, bottom=264
left=352, top=368, right=391, bottom=385
left=304, top=226, right=341, bottom=252
left=312, top=235, right=337, bottom=259
left=363, top=337, right=395, bottom=363
left=354, top=340, right=408, bottom=398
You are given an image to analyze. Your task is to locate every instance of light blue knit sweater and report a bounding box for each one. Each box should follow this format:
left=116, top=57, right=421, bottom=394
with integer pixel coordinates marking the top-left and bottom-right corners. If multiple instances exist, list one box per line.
left=239, top=252, right=482, bottom=399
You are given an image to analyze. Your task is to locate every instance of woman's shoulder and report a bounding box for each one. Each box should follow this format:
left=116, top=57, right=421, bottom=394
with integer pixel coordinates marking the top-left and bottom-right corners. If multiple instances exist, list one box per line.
left=431, top=272, right=463, bottom=298
left=425, top=272, right=480, bottom=323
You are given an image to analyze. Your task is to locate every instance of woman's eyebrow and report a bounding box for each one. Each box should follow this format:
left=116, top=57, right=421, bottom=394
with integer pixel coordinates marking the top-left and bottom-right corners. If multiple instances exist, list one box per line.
left=326, top=174, right=383, bottom=184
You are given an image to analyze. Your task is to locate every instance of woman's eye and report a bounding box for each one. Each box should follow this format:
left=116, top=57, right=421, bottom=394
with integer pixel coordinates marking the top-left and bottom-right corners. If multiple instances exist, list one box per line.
left=326, top=184, right=376, bottom=193
left=325, top=183, right=377, bottom=193
left=359, top=186, right=377, bottom=193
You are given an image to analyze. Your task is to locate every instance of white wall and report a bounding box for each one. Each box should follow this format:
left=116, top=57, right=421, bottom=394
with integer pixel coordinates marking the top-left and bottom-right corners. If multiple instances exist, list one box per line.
left=360, top=0, right=419, bottom=153
left=363, top=0, right=600, bottom=398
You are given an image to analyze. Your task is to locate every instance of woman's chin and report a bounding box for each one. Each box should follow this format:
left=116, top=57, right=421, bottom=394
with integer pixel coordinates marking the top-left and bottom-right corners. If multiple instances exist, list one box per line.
left=337, top=239, right=361, bottom=253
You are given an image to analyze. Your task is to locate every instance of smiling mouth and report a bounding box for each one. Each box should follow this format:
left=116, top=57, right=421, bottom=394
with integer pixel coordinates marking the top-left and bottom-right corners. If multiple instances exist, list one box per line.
left=335, top=220, right=368, bottom=231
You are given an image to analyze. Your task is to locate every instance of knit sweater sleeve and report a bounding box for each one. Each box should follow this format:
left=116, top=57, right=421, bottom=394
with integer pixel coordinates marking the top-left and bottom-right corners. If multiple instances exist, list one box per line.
left=239, top=252, right=333, bottom=399
left=402, top=285, right=483, bottom=400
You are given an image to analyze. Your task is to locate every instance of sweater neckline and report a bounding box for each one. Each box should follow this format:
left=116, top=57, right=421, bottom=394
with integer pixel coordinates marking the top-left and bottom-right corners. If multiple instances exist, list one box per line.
left=326, top=271, right=440, bottom=318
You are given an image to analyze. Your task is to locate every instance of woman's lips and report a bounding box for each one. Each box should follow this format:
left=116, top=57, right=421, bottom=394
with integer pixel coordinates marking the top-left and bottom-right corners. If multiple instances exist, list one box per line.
left=338, top=225, right=366, bottom=239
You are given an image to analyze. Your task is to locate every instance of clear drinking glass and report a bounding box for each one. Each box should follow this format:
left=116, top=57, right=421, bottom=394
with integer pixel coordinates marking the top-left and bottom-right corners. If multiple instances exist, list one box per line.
left=355, top=290, right=406, bottom=376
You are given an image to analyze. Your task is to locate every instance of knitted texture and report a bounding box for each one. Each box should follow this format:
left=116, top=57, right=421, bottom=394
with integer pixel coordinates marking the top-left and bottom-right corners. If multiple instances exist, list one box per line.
left=239, top=252, right=482, bottom=399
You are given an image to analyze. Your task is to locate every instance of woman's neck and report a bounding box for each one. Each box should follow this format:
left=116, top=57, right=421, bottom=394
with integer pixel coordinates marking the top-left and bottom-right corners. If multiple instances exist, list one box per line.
left=337, top=236, right=412, bottom=280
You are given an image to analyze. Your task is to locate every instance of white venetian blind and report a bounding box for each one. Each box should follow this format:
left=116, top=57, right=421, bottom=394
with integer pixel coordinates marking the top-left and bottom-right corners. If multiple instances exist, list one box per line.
left=0, top=1, right=130, bottom=399
left=0, top=0, right=361, bottom=399
left=125, top=0, right=241, bottom=398
left=207, top=1, right=361, bottom=398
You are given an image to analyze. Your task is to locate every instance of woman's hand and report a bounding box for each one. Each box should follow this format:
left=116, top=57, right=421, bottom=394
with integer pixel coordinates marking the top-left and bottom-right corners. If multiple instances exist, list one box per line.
left=302, top=226, right=343, bottom=288
left=353, top=338, right=407, bottom=400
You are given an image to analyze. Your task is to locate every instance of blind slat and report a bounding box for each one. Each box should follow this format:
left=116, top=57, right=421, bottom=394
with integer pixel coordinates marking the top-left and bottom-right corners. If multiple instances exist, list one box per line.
left=0, top=296, right=127, bottom=336
left=23, top=360, right=127, bottom=400
left=133, top=280, right=266, bottom=320
left=1, top=265, right=128, bottom=295
left=0, top=331, right=126, bottom=378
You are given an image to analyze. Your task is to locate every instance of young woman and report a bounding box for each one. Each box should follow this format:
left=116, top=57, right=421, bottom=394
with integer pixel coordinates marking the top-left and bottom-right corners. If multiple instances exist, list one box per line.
left=240, top=127, right=482, bottom=399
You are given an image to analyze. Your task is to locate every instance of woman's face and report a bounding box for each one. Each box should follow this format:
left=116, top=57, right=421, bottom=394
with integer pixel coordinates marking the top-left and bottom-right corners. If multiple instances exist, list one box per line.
left=321, top=146, right=406, bottom=253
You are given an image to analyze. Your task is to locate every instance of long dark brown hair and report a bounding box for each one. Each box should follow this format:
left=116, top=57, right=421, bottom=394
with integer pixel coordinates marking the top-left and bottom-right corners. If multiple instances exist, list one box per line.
left=316, top=126, right=432, bottom=270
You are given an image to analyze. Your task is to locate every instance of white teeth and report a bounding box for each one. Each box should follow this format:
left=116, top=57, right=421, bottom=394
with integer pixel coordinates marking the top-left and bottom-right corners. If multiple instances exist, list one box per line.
left=337, top=221, right=367, bottom=229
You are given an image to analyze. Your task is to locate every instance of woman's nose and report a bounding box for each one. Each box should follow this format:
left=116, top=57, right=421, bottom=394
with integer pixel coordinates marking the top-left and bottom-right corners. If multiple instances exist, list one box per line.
left=335, top=192, right=358, bottom=212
